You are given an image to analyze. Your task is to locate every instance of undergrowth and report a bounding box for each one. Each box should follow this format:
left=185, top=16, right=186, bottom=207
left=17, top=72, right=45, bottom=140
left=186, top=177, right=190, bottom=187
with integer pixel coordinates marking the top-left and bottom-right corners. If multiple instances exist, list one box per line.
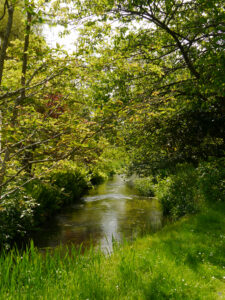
left=133, top=159, right=225, bottom=220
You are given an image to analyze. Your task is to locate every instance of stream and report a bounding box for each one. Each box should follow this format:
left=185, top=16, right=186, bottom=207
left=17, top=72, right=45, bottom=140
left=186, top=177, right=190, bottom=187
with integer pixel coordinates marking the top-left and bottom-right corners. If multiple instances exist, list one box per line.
left=32, top=175, right=163, bottom=252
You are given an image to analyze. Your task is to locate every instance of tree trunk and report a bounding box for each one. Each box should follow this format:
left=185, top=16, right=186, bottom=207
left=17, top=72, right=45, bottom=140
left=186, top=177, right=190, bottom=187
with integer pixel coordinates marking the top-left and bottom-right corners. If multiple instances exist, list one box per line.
left=0, top=1, right=14, bottom=198
left=0, top=1, right=14, bottom=85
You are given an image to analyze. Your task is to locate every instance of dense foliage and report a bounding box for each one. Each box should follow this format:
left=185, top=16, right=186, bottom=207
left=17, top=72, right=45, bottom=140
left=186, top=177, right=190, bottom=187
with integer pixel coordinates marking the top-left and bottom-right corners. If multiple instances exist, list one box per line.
left=0, top=0, right=224, bottom=246
left=133, top=159, right=225, bottom=219
left=72, top=0, right=225, bottom=172
left=0, top=2, right=224, bottom=299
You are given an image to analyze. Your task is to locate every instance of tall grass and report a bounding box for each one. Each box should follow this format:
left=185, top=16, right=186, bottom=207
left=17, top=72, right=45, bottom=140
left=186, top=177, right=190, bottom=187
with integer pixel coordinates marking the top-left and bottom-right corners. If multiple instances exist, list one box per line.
left=1, top=202, right=225, bottom=299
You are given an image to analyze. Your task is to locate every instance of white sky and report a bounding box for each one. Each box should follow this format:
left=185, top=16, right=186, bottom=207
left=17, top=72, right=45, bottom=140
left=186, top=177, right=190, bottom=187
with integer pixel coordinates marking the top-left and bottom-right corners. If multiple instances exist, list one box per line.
left=43, top=24, right=79, bottom=52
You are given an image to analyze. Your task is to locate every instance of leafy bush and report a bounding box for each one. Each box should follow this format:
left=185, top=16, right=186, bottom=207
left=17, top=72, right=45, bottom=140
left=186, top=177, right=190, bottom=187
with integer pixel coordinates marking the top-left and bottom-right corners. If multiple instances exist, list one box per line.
left=29, top=180, right=63, bottom=223
left=155, top=165, right=201, bottom=219
left=90, top=169, right=108, bottom=185
left=134, top=177, right=155, bottom=197
left=27, top=164, right=90, bottom=221
left=154, top=159, right=225, bottom=219
left=51, top=165, right=89, bottom=204
left=197, top=158, right=225, bottom=203
left=24, top=162, right=90, bottom=224
left=0, top=190, right=37, bottom=249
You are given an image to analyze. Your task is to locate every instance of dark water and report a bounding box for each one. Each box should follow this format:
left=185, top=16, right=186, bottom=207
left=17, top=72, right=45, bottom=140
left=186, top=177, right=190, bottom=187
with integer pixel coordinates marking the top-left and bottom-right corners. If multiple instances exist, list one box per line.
left=32, top=175, right=163, bottom=252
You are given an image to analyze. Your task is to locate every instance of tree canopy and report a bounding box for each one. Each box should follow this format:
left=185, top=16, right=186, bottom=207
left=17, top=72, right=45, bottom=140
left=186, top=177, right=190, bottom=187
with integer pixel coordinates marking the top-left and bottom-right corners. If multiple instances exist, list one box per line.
left=0, top=0, right=224, bottom=199
left=71, top=0, right=225, bottom=173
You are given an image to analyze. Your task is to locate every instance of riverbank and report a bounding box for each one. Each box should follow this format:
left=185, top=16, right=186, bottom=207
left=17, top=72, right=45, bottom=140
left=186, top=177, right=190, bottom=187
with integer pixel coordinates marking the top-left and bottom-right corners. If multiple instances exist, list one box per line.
left=1, top=201, right=224, bottom=299
left=0, top=163, right=114, bottom=249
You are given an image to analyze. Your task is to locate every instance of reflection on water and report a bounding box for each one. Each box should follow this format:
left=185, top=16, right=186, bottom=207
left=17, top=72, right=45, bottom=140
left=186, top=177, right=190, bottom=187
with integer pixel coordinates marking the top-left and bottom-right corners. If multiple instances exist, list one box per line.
left=32, top=175, right=163, bottom=252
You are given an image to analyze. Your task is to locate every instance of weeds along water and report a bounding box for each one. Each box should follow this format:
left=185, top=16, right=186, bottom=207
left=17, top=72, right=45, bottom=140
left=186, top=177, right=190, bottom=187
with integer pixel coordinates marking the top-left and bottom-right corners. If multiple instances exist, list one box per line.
left=0, top=202, right=225, bottom=299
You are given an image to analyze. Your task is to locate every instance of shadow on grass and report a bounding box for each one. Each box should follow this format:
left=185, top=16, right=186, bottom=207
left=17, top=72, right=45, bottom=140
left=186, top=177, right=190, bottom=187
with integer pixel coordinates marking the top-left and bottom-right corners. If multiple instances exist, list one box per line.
left=154, top=202, right=225, bottom=272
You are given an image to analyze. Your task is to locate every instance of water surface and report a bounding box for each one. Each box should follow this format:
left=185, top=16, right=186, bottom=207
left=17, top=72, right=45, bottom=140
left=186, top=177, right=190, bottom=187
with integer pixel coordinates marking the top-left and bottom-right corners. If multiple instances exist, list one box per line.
left=32, top=175, right=162, bottom=252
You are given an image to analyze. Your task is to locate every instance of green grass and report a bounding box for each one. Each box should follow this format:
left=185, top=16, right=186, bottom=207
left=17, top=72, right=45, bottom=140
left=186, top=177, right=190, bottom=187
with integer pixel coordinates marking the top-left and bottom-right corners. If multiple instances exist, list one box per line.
left=0, top=202, right=225, bottom=299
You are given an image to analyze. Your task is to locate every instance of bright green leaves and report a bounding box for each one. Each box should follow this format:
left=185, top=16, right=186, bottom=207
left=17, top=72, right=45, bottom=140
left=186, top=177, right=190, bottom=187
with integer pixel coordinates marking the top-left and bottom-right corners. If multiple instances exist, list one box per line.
left=1, top=0, right=224, bottom=197
left=72, top=0, right=225, bottom=174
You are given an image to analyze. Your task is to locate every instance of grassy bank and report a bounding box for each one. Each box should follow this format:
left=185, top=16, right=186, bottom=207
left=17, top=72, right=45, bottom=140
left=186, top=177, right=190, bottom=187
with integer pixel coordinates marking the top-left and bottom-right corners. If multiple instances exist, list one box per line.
left=1, top=202, right=224, bottom=299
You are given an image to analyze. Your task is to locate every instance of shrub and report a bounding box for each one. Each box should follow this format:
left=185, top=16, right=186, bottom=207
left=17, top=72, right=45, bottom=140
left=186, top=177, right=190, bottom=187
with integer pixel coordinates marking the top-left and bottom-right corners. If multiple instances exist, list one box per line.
left=0, top=190, right=37, bottom=249
left=29, top=180, right=63, bottom=223
left=51, top=166, right=89, bottom=204
left=90, top=169, right=108, bottom=185
left=26, top=163, right=90, bottom=223
left=155, top=160, right=225, bottom=219
left=197, top=158, right=225, bottom=203
left=155, top=165, right=201, bottom=219
left=134, top=177, right=155, bottom=197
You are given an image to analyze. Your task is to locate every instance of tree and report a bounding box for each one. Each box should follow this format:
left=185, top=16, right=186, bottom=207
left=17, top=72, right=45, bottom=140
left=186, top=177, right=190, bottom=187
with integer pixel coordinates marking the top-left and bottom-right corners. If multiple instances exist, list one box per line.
left=72, top=0, right=225, bottom=173
left=0, top=0, right=126, bottom=200
left=0, top=0, right=93, bottom=199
